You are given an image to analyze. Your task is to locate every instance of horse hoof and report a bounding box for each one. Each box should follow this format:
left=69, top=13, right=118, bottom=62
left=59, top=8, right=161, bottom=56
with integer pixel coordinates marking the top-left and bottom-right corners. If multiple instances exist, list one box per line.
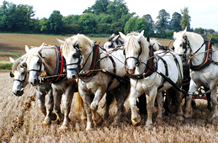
left=146, top=124, right=153, bottom=129
left=177, top=115, right=184, bottom=121
left=59, top=125, right=68, bottom=130
left=211, top=119, right=218, bottom=125
left=155, top=117, right=163, bottom=124
left=42, top=121, right=50, bottom=126
left=81, top=114, right=87, bottom=121
left=94, top=117, right=103, bottom=126
left=184, top=113, right=192, bottom=119
left=51, top=113, right=57, bottom=121
left=131, top=117, right=141, bottom=126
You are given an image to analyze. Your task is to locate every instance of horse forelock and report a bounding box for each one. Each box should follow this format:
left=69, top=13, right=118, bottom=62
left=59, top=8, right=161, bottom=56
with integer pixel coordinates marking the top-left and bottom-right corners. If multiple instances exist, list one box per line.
left=11, top=55, right=27, bottom=72
left=125, top=32, right=149, bottom=57
left=63, top=34, right=94, bottom=55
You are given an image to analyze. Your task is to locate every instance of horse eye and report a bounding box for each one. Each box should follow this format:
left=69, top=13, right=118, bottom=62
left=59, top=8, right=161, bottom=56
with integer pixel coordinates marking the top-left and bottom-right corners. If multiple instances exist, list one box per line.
left=73, top=53, right=79, bottom=58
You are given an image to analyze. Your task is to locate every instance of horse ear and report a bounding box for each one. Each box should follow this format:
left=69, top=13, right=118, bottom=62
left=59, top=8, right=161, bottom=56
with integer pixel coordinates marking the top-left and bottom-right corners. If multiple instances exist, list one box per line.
left=136, top=30, right=144, bottom=41
left=9, top=57, right=15, bottom=63
left=25, top=45, right=30, bottom=53
left=182, top=27, right=187, bottom=38
left=56, top=38, right=65, bottom=45
left=112, top=35, right=119, bottom=42
left=119, top=32, right=127, bottom=41
left=107, top=33, right=115, bottom=41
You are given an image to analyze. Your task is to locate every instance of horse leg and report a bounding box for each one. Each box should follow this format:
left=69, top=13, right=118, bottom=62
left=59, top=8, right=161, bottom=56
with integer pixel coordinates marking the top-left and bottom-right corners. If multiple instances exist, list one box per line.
left=175, top=89, right=184, bottom=121
left=129, top=87, right=141, bottom=126
left=52, top=87, right=64, bottom=123
left=43, top=88, right=57, bottom=125
left=146, top=88, right=157, bottom=128
left=137, top=93, right=147, bottom=115
left=208, top=86, right=218, bottom=125
left=104, top=92, right=114, bottom=120
left=204, top=87, right=212, bottom=111
left=35, top=86, right=46, bottom=116
left=114, top=81, right=130, bottom=126
left=156, top=91, right=164, bottom=123
left=90, top=89, right=104, bottom=126
left=185, top=80, right=197, bottom=118
left=59, top=87, right=74, bottom=130
left=80, top=90, right=93, bottom=130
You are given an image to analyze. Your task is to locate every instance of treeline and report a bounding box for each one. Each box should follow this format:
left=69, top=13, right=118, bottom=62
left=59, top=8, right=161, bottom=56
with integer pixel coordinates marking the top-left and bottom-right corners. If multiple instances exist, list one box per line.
left=0, top=0, right=217, bottom=40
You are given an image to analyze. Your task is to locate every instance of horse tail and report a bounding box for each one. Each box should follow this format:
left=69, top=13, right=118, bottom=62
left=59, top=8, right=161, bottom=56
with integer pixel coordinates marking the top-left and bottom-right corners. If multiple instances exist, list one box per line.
left=74, top=92, right=84, bottom=113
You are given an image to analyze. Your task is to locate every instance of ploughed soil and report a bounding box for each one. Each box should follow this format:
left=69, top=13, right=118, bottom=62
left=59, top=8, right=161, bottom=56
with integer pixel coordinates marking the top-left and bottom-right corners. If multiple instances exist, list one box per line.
left=0, top=71, right=217, bottom=143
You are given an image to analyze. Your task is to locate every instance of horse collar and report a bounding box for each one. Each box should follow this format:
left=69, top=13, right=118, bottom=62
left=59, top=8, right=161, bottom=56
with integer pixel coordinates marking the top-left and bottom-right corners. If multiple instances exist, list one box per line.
left=79, top=43, right=100, bottom=78
left=189, top=41, right=213, bottom=71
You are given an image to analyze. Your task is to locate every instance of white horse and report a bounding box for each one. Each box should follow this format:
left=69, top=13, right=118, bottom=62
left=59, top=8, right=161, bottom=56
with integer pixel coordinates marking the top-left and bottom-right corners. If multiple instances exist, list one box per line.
left=173, top=28, right=218, bottom=124
left=119, top=30, right=184, bottom=127
left=25, top=44, right=79, bottom=130
left=61, top=34, right=129, bottom=130
left=9, top=52, right=57, bottom=126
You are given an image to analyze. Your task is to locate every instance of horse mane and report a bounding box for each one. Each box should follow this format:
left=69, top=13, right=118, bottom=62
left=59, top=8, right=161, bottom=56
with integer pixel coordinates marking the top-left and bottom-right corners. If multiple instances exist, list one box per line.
left=63, top=34, right=94, bottom=53
left=126, top=31, right=149, bottom=57
left=11, top=55, right=27, bottom=72
left=150, top=39, right=160, bottom=51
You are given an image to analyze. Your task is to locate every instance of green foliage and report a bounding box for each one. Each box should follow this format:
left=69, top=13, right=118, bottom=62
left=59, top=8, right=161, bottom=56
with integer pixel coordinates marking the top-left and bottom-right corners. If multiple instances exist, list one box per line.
left=48, top=10, right=63, bottom=34
left=180, top=7, right=191, bottom=30
left=170, top=12, right=182, bottom=31
left=0, top=63, right=12, bottom=70
left=0, top=0, right=217, bottom=39
left=78, top=13, right=97, bottom=34
left=155, top=9, right=170, bottom=34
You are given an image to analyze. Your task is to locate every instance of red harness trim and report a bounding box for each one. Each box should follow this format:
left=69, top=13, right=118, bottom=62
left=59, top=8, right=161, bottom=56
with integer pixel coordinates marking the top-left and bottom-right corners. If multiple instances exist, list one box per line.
left=55, top=49, right=64, bottom=81
left=143, top=43, right=156, bottom=77
left=80, top=43, right=100, bottom=78
left=190, top=41, right=212, bottom=71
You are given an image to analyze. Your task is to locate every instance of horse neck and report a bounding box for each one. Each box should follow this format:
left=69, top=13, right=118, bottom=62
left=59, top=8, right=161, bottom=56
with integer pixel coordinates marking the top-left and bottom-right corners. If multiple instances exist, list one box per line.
left=81, top=47, right=94, bottom=71
left=136, top=39, right=150, bottom=74
left=41, top=48, right=58, bottom=75
left=188, top=33, right=206, bottom=65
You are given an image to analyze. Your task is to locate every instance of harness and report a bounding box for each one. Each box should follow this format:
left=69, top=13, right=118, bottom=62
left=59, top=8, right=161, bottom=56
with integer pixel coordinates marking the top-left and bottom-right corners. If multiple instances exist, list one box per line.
left=79, top=43, right=101, bottom=78
left=189, top=41, right=213, bottom=71
left=125, top=44, right=157, bottom=79
left=41, top=46, right=66, bottom=83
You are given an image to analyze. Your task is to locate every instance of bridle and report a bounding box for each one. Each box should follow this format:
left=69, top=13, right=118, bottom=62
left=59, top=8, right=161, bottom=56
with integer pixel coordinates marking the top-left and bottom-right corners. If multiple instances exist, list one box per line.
left=66, top=44, right=83, bottom=72
left=28, top=54, right=44, bottom=76
left=123, top=41, right=142, bottom=67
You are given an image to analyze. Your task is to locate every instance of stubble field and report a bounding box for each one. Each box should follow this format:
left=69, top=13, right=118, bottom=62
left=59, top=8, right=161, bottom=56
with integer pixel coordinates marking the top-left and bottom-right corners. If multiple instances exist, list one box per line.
left=0, top=33, right=217, bottom=142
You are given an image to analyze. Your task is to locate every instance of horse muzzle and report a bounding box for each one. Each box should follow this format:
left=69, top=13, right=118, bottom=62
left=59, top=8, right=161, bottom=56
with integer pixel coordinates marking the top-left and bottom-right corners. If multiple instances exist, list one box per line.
left=127, top=66, right=135, bottom=74
left=13, top=88, right=24, bottom=96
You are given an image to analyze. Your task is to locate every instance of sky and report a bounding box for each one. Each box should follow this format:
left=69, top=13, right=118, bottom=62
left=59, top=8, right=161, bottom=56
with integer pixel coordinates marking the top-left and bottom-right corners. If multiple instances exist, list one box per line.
left=2, top=0, right=218, bottom=31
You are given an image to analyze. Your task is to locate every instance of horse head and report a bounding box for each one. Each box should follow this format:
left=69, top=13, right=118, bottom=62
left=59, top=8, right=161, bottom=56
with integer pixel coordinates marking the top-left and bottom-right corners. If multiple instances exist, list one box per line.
left=104, top=34, right=124, bottom=49
left=61, top=34, right=94, bottom=80
left=10, top=56, right=28, bottom=96
left=26, top=44, right=46, bottom=85
left=119, top=30, right=149, bottom=74
left=173, top=28, right=190, bottom=55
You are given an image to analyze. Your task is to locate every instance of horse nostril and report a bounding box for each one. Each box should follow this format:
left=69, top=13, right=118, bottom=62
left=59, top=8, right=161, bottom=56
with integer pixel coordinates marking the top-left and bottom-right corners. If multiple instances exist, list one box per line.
left=72, top=74, right=76, bottom=79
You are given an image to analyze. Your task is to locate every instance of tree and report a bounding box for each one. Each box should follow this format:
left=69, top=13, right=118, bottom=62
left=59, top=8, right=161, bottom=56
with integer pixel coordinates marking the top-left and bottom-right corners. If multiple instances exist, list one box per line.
left=124, top=17, right=137, bottom=34
left=83, top=0, right=110, bottom=15
left=39, top=18, right=48, bottom=32
left=107, top=0, right=129, bottom=22
left=78, top=13, right=97, bottom=34
left=48, top=10, right=63, bottom=34
left=155, top=9, right=170, bottom=35
left=143, top=14, right=154, bottom=36
left=180, top=7, right=191, bottom=30
left=0, top=1, right=34, bottom=31
left=170, top=12, right=182, bottom=31
left=135, top=18, right=149, bottom=35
